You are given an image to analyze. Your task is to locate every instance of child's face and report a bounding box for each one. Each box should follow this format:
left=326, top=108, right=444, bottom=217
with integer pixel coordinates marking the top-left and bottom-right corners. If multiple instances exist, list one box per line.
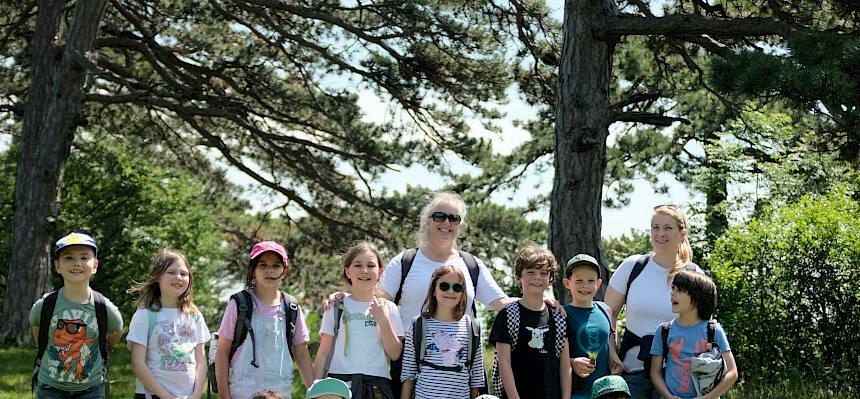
left=158, top=260, right=190, bottom=301
left=345, top=250, right=381, bottom=288
left=563, top=266, right=602, bottom=303
left=434, top=272, right=465, bottom=310
left=671, top=285, right=695, bottom=314
left=54, top=246, right=98, bottom=284
left=517, top=266, right=551, bottom=295
left=254, top=252, right=286, bottom=288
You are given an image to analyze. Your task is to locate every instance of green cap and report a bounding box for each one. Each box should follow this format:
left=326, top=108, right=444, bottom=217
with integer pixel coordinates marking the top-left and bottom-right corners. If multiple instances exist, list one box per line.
left=591, top=375, right=630, bottom=398
left=566, top=253, right=601, bottom=277
left=306, top=378, right=351, bottom=399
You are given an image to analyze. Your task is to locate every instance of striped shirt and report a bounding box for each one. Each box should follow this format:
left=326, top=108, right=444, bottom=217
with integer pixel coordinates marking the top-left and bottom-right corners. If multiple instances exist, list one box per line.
left=401, top=317, right=485, bottom=399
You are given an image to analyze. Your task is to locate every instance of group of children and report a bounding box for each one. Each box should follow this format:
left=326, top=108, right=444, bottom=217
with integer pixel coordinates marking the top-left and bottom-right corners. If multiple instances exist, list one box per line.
left=30, top=232, right=735, bottom=399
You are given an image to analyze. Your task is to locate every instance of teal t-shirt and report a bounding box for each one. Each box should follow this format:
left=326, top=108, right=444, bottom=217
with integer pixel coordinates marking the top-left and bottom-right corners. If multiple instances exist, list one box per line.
left=29, top=288, right=123, bottom=391
left=564, top=302, right=612, bottom=399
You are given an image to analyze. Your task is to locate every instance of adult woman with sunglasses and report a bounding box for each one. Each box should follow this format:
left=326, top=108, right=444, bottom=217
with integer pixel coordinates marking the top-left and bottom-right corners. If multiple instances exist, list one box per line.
left=380, top=192, right=514, bottom=395
left=603, top=204, right=703, bottom=399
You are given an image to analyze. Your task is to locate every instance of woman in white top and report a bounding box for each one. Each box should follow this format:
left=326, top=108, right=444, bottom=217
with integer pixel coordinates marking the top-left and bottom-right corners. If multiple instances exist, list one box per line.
left=380, top=192, right=514, bottom=393
left=604, top=204, right=702, bottom=399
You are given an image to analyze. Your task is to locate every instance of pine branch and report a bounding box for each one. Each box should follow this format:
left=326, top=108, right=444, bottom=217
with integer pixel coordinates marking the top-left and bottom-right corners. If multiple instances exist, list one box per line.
left=610, top=111, right=690, bottom=127
left=598, top=14, right=795, bottom=38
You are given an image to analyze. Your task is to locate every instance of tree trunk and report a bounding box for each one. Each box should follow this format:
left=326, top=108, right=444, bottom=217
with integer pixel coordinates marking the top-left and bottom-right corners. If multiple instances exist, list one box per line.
left=550, top=0, right=618, bottom=304
left=0, top=0, right=107, bottom=345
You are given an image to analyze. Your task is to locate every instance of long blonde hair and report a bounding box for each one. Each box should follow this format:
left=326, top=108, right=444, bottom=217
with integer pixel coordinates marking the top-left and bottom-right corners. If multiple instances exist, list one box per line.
left=127, top=249, right=199, bottom=314
left=415, top=192, right=467, bottom=247
left=653, top=205, right=694, bottom=284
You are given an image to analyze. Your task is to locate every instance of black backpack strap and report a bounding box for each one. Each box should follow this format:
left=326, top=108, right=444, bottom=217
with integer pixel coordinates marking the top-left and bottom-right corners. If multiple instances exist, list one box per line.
left=229, top=290, right=256, bottom=367
left=594, top=301, right=615, bottom=335
left=394, top=248, right=418, bottom=305
left=413, top=316, right=425, bottom=372
left=323, top=299, right=345, bottom=376
left=707, top=320, right=717, bottom=350
left=32, top=291, right=59, bottom=391
left=466, top=315, right=480, bottom=369
left=92, top=291, right=109, bottom=371
left=661, top=321, right=671, bottom=376
left=282, top=292, right=299, bottom=358
left=626, top=254, right=651, bottom=295
left=458, top=250, right=480, bottom=317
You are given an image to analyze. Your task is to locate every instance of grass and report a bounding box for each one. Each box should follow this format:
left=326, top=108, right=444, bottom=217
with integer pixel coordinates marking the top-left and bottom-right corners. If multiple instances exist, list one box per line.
left=3, top=345, right=855, bottom=398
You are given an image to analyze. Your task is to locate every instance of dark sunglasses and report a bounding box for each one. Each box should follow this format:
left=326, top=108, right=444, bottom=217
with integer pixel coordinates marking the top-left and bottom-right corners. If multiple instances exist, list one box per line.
left=57, top=319, right=87, bottom=335
left=430, top=211, right=462, bottom=224
left=437, top=281, right=465, bottom=293
left=654, top=204, right=679, bottom=210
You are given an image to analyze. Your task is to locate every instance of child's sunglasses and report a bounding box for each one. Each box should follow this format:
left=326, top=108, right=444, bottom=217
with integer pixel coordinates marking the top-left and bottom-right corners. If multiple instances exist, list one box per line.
left=437, top=281, right=465, bottom=293
left=430, top=211, right=462, bottom=224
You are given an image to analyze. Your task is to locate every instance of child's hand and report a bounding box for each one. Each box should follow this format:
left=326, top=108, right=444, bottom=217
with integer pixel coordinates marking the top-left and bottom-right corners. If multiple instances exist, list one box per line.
left=323, top=291, right=345, bottom=311
left=571, top=356, right=595, bottom=378
left=369, top=297, right=389, bottom=322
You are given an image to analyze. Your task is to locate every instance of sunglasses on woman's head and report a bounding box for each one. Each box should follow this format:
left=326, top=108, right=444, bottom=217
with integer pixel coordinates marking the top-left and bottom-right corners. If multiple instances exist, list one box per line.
left=430, top=211, right=462, bottom=224
left=437, top=281, right=465, bottom=293
left=654, top=204, right=680, bottom=210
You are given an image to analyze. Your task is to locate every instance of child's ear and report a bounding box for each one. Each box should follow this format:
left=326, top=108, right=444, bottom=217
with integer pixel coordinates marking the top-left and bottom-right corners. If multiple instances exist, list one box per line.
left=596, top=278, right=603, bottom=289
left=91, top=259, right=99, bottom=274
left=562, top=277, right=572, bottom=289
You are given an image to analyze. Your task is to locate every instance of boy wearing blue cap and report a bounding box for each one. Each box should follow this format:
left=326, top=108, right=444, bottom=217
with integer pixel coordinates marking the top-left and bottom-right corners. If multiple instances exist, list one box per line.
left=29, top=232, right=123, bottom=399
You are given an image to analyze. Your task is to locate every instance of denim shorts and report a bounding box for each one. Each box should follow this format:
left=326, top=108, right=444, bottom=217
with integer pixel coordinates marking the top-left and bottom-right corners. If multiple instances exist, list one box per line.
left=623, top=371, right=662, bottom=399
left=35, top=382, right=105, bottom=399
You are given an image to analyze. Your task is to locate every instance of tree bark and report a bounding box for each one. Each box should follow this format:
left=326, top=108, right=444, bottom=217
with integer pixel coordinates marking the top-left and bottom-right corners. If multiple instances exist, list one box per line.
left=550, top=0, right=618, bottom=303
left=1, top=0, right=107, bottom=344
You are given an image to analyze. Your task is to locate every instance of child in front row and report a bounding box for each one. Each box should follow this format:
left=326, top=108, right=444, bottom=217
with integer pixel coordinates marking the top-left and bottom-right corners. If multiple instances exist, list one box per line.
left=215, top=241, right=314, bottom=398
left=401, top=265, right=486, bottom=399
left=650, top=270, right=738, bottom=399
left=126, top=249, right=210, bottom=399
left=563, top=254, right=622, bottom=399
left=30, top=231, right=124, bottom=399
left=490, top=244, right=572, bottom=399
left=313, top=242, right=403, bottom=399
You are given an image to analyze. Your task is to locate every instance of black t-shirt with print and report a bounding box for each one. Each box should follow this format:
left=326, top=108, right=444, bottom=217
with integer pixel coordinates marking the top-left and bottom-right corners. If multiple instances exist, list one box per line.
left=490, top=302, right=567, bottom=399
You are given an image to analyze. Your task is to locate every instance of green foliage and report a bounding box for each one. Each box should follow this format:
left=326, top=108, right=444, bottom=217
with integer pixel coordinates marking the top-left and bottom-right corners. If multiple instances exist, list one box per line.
left=602, top=229, right=650, bottom=272
left=710, top=186, right=860, bottom=393
left=50, top=137, right=246, bottom=322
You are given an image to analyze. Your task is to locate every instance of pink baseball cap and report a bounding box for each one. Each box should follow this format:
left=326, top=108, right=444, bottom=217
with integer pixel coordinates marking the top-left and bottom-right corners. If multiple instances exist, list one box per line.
left=249, top=241, right=288, bottom=265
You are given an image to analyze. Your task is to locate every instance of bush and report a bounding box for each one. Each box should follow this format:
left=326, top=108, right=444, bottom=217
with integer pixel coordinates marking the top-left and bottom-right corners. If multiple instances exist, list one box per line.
left=710, top=186, right=860, bottom=394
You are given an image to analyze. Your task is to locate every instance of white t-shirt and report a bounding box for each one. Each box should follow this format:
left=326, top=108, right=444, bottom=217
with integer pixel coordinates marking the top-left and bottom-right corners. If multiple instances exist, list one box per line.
left=381, top=249, right=506, bottom=328
left=608, top=254, right=702, bottom=372
left=126, top=308, right=210, bottom=397
left=319, top=295, right=404, bottom=378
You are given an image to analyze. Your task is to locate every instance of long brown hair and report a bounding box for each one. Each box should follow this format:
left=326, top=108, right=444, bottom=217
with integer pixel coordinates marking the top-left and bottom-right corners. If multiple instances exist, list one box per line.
left=420, top=265, right=467, bottom=320
left=653, top=205, right=695, bottom=284
left=127, top=249, right=198, bottom=314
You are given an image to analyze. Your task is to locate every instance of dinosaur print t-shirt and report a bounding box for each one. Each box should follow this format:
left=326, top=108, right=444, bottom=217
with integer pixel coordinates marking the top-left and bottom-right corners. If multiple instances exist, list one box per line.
left=126, top=308, right=210, bottom=397
left=29, top=288, right=123, bottom=391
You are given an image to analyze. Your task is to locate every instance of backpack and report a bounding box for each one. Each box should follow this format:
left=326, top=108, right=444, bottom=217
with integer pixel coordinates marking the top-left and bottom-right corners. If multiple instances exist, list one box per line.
left=412, top=315, right=481, bottom=373
left=395, top=248, right=481, bottom=316
left=491, top=302, right=567, bottom=397
left=32, top=290, right=110, bottom=394
left=207, top=289, right=300, bottom=396
left=321, top=299, right=347, bottom=376
left=660, top=320, right=727, bottom=395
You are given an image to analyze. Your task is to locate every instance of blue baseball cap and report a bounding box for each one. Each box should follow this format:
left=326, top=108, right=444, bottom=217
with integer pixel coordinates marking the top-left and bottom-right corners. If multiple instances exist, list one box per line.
left=54, top=232, right=98, bottom=256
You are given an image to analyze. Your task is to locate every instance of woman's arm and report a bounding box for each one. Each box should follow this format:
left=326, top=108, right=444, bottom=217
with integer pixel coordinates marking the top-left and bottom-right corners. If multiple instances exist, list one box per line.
left=293, top=343, right=315, bottom=388
left=702, top=351, right=738, bottom=399
left=487, top=296, right=515, bottom=311
left=130, top=342, right=176, bottom=399
left=214, top=335, right=232, bottom=399
left=312, top=334, right=334, bottom=379
left=190, top=343, right=207, bottom=399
